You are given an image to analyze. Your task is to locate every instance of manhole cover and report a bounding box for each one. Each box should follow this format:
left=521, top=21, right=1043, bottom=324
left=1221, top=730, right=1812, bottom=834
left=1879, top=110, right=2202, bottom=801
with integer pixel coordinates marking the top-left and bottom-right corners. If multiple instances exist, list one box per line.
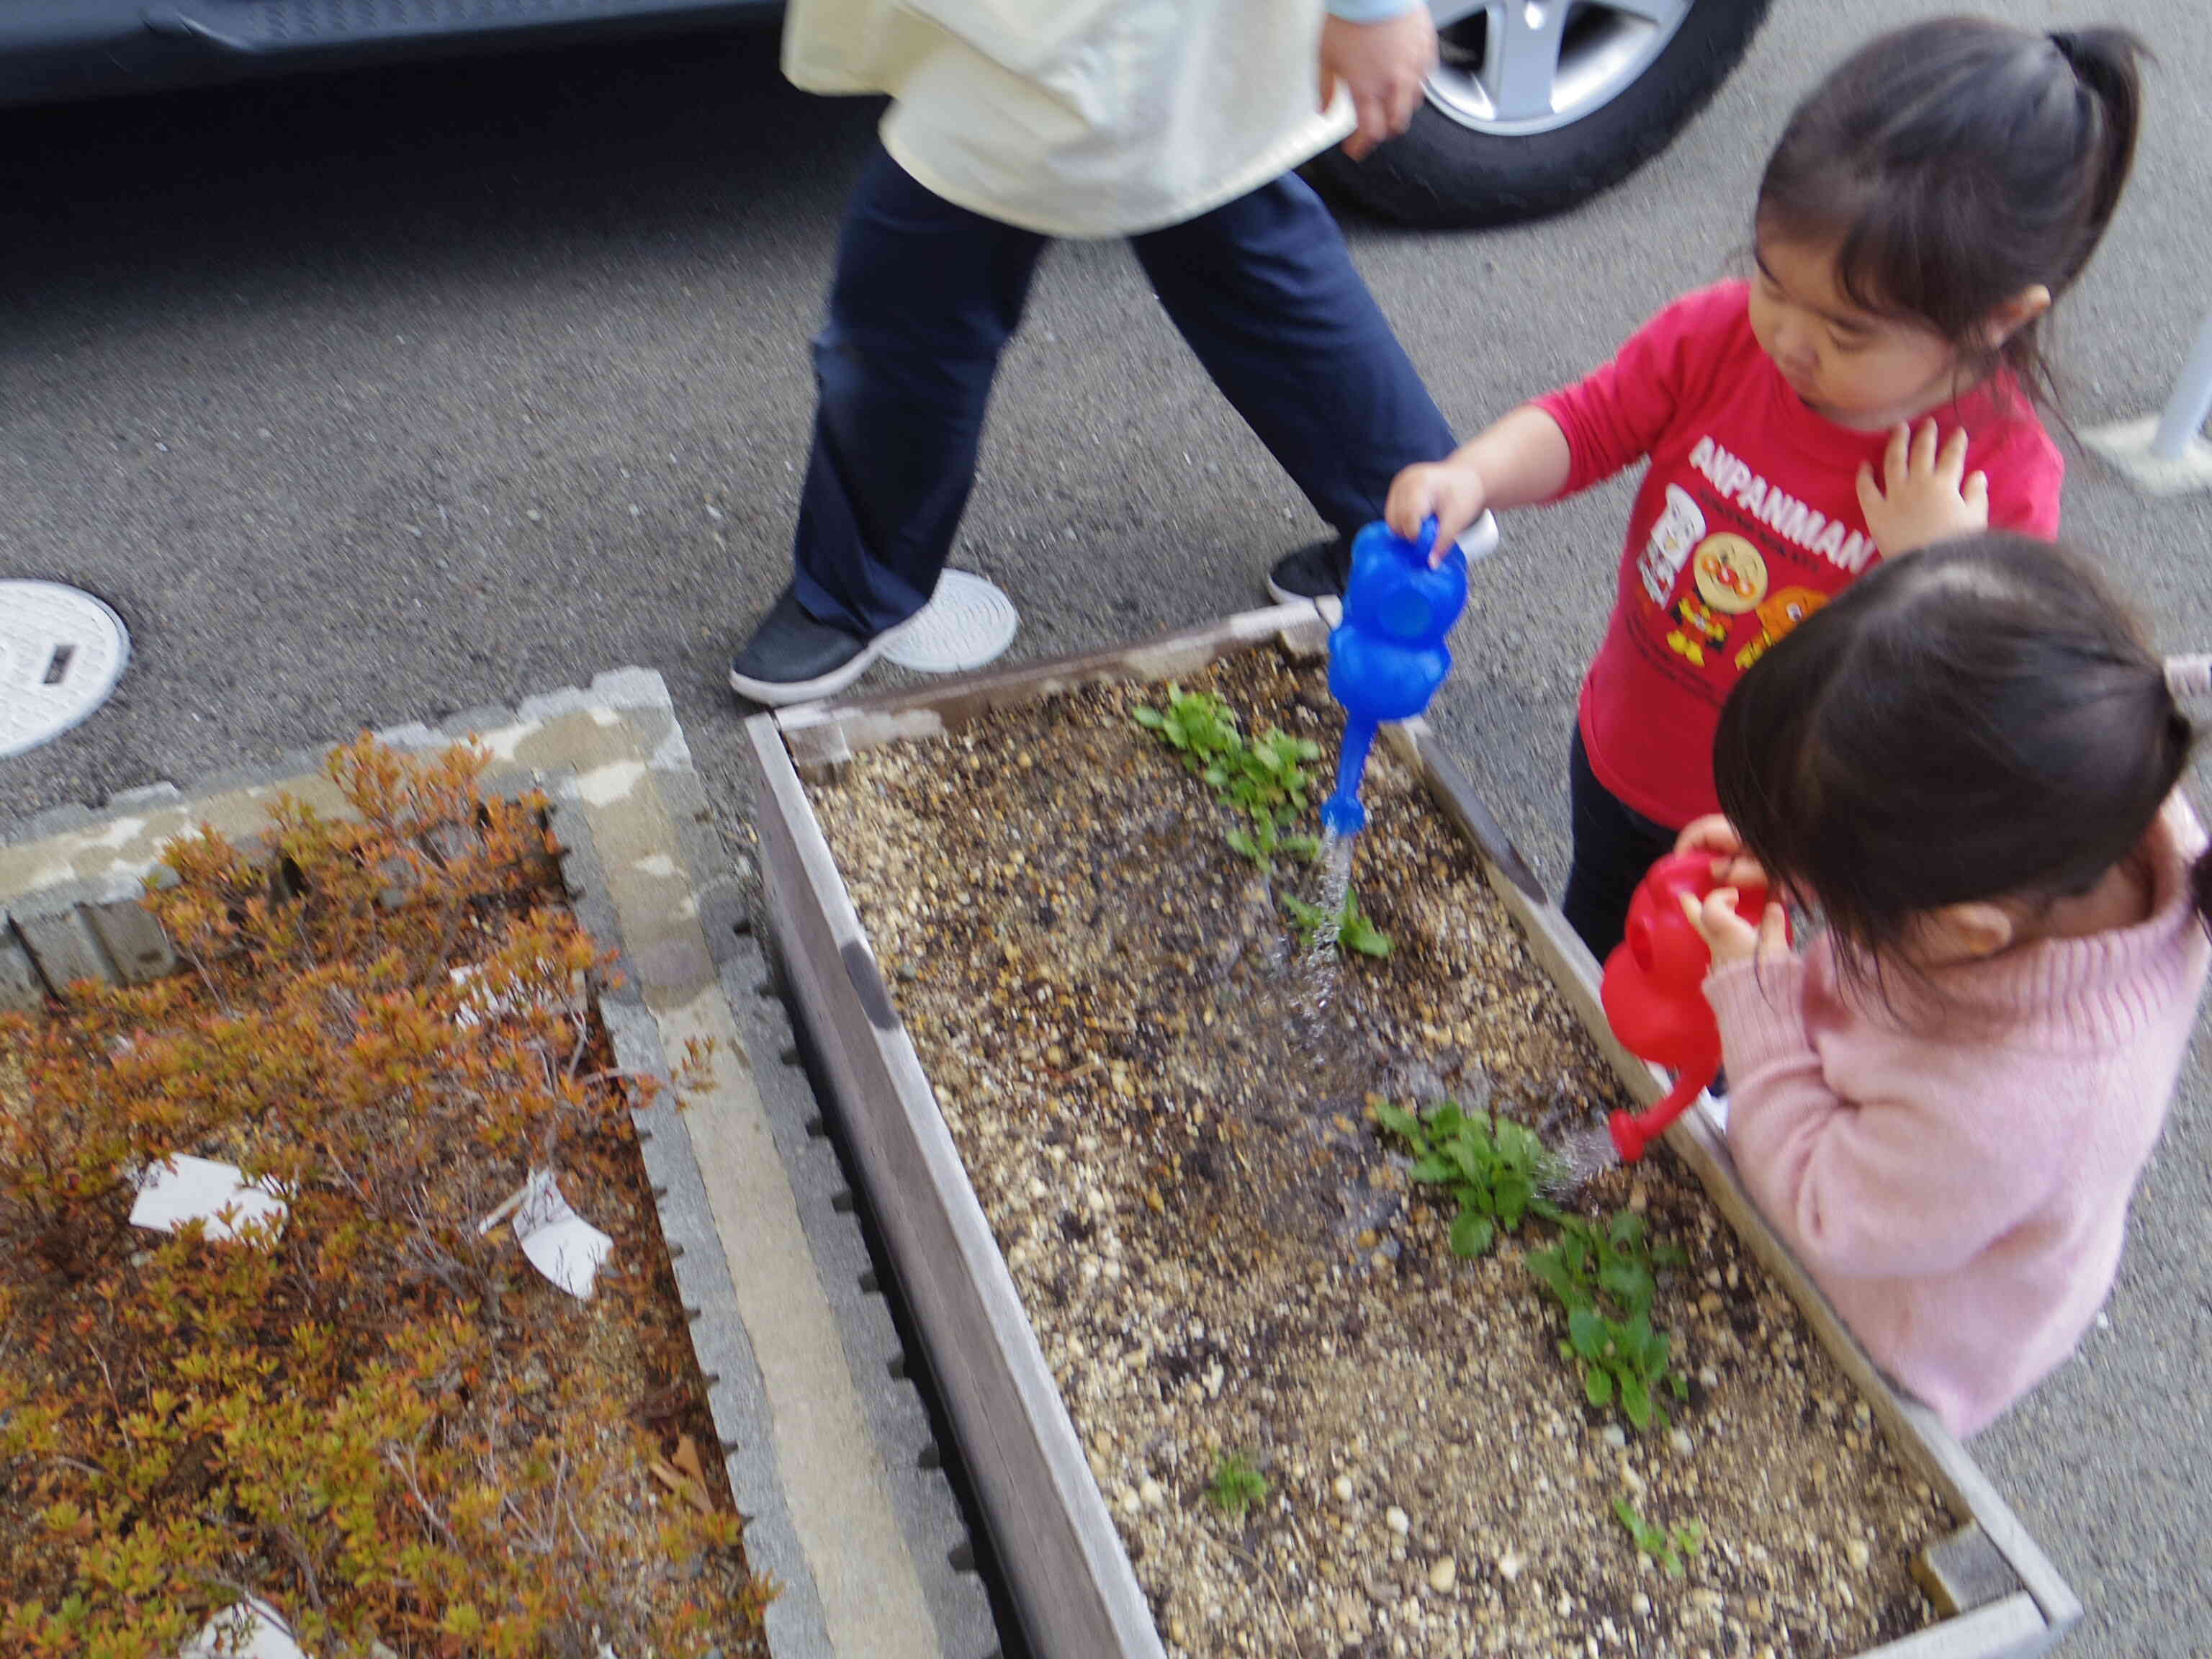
left=881, top=570, right=1019, bottom=674
left=0, top=581, right=131, bottom=758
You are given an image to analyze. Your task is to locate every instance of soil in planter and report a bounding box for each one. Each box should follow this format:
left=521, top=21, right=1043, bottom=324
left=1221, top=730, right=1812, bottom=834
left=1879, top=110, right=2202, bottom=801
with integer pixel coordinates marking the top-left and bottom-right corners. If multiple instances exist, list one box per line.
left=809, top=647, right=1951, bottom=1659
left=0, top=743, right=770, bottom=1659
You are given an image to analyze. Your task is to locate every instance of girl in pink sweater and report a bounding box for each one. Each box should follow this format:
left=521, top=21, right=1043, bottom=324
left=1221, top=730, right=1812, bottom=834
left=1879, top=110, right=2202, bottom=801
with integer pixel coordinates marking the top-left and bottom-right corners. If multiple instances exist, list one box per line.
left=1676, top=534, right=2211, bottom=1437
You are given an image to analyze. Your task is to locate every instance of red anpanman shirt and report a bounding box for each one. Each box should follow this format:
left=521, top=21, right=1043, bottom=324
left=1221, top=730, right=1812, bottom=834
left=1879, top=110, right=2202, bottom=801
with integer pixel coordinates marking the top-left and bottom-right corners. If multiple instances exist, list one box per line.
left=1534, top=281, right=2064, bottom=829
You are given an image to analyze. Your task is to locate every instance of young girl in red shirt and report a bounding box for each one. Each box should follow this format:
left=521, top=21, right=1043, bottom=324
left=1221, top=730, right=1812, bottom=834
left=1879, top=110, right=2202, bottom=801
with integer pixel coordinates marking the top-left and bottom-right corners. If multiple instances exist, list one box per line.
left=1386, top=16, right=2146, bottom=958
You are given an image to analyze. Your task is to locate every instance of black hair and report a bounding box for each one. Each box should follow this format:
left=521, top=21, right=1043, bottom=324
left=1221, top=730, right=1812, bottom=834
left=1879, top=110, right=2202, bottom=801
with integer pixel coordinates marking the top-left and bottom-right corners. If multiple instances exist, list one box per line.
left=1757, top=15, right=2147, bottom=408
left=1713, top=534, right=2208, bottom=989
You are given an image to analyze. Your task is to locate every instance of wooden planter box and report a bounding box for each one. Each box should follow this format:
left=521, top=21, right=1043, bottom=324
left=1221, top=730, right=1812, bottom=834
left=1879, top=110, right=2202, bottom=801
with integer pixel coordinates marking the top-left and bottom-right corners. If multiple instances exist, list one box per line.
left=747, top=606, right=2081, bottom=1659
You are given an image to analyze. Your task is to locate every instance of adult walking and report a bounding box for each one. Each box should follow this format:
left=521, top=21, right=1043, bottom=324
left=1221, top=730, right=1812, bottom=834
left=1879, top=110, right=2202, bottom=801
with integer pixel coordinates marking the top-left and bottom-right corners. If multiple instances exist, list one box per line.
left=728, top=0, right=1460, bottom=705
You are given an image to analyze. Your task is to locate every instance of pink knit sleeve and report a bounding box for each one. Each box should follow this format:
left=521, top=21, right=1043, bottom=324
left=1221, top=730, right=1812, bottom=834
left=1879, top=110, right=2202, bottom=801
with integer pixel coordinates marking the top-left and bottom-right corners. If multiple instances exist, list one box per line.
left=1705, top=958, right=2048, bottom=1280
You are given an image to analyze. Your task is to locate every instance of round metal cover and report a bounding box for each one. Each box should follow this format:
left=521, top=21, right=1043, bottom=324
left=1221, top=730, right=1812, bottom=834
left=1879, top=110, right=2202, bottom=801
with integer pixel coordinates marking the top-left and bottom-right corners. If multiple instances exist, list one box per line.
left=880, top=569, right=1019, bottom=674
left=0, top=581, right=131, bottom=759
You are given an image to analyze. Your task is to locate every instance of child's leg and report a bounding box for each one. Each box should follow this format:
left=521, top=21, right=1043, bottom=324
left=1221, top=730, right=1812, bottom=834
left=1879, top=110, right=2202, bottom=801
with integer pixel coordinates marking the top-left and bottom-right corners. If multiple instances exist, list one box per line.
left=1128, top=174, right=1456, bottom=543
left=1560, top=728, right=1679, bottom=961
left=791, top=146, right=1049, bottom=638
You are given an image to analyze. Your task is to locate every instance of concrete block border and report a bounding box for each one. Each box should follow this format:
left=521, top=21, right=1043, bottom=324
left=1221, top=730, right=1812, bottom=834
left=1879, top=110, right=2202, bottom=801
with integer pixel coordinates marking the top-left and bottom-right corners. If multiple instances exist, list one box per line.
left=0, top=668, right=999, bottom=1659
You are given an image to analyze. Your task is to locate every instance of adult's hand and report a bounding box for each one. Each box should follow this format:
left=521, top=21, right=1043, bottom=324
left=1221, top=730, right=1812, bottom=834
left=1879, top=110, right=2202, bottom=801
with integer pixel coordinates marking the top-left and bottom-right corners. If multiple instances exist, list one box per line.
left=1320, top=6, right=1439, bottom=161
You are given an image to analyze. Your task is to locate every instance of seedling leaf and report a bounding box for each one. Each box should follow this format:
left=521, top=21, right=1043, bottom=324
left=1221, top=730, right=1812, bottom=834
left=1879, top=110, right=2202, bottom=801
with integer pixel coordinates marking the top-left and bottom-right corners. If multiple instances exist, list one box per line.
left=1448, top=1210, right=1494, bottom=1259
left=1206, top=1452, right=1269, bottom=1521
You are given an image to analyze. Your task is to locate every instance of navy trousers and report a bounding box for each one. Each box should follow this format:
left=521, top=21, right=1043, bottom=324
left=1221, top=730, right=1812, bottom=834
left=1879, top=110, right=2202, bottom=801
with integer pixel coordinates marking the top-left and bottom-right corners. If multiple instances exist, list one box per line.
left=1561, top=727, right=1680, bottom=962
left=791, top=145, right=1459, bottom=637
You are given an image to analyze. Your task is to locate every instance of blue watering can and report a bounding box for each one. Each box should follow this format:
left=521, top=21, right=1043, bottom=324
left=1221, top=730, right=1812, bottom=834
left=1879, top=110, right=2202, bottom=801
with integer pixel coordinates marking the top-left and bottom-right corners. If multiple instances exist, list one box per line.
left=1318, top=516, right=1481, bottom=836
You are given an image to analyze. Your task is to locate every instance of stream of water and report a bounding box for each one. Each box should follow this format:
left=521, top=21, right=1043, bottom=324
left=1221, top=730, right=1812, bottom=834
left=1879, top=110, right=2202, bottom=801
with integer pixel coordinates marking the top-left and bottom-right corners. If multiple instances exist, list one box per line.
left=1296, top=830, right=1357, bottom=1023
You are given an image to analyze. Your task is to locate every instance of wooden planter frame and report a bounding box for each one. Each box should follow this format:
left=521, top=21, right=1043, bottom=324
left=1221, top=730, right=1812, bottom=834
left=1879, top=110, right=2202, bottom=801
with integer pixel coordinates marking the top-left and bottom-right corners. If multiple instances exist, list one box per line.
left=747, top=605, right=2080, bottom=1659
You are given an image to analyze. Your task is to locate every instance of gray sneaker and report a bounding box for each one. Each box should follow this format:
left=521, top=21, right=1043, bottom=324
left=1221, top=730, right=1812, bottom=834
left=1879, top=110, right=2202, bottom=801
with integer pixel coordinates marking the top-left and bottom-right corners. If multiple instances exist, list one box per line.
left=1265, top=534, right=1353, bottom=624
left=728, top=585, right=886, bottom=706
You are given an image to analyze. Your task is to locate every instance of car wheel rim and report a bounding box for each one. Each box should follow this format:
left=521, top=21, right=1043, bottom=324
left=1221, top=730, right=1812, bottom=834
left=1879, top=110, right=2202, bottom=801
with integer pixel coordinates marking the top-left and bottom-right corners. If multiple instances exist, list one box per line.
left=1424, top=0, right=1696, bottom=136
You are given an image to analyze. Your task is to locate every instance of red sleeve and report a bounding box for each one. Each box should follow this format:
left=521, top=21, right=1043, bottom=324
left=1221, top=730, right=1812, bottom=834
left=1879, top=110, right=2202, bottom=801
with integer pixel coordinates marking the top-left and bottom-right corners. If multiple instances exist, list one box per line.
left=1977, top=413, right=2064, bottom=538
left=1533, top=282, right=1746, bottom=497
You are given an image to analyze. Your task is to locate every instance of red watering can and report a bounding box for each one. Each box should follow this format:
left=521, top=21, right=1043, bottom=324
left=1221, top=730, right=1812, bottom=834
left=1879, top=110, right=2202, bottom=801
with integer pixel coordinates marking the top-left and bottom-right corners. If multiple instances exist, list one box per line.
left=1597, top=851, right=1781, bottom=1162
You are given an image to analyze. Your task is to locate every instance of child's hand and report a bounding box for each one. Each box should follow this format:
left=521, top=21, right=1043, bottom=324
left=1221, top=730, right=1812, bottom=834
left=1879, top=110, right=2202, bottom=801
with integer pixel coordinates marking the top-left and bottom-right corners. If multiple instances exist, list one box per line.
left=1674, top=813, right=1768, bottom=891
left=1855, top=419, right=1989, bottom=557
left=1386, top=459, right=1488, bottom=552
left=1679, top=889, right=1791, bottom=973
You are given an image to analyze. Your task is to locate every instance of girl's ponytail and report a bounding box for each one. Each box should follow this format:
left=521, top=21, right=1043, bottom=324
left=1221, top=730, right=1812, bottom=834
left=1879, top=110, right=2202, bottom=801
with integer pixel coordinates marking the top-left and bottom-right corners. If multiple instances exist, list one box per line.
left=2049, top=29, right=2148, bottom=292
left=1755, top=18, right=2151, bottom=411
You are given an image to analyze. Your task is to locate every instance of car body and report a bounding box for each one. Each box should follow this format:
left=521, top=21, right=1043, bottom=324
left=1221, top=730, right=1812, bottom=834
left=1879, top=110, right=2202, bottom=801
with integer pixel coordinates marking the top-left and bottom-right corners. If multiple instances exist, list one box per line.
left=0, top=0, right=779, bottom=108
left=2, top=1, right=1771, bottom=228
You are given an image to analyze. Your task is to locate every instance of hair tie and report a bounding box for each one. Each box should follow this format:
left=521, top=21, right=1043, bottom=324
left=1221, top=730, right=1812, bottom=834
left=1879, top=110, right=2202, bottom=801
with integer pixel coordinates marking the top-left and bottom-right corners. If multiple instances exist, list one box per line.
left=2164, top=655, right=2212, bottom=706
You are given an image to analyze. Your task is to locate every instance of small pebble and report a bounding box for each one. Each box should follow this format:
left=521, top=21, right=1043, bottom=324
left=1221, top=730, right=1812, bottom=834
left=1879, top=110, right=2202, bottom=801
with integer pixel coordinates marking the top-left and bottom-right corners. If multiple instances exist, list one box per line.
left=1428, top=1557, right=1457, bottom=1593
left=1497, top=1552, right=1524, bottom=1582
left=1601, top=1424, right=1627, bottom=1450
left=1333, top=1475, right=1355, bottom=1504
left=1632, top=1592, right=1653, bottom=1617
left=1385, top=1506, right=1411, bottom=1537
left=1669, top=1429, right=1694, bottom=1457
left=1845, top=1538, right=1871, bottom=1571
left=1139, top=1478, right=1165, bottom=1508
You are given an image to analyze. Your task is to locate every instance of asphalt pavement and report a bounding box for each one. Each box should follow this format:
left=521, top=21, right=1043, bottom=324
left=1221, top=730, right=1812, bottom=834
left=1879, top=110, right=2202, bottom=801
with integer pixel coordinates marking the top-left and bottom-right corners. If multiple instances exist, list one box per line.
left=2, top=1, right=2207, bottom=1651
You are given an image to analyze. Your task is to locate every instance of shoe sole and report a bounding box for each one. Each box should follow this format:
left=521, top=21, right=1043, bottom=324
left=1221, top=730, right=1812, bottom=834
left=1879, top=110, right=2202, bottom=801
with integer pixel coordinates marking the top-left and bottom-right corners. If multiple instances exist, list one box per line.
left=728, top=635, right=886, bottom=708
left=1265, top=574, right=1343, bottom=627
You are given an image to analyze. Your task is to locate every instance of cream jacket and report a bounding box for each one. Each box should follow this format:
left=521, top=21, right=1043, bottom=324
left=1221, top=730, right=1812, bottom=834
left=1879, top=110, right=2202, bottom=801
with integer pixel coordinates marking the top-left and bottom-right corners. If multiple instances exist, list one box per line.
left=781, top=0, right=1364, bottom=238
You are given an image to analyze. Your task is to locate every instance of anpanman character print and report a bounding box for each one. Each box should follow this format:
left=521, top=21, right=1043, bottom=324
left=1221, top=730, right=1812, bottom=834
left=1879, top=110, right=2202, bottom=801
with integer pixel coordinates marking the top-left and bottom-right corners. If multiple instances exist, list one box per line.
left=1635, top=432, right=1871, bottom=688
left=1665, top=533, right=1768, bottom=668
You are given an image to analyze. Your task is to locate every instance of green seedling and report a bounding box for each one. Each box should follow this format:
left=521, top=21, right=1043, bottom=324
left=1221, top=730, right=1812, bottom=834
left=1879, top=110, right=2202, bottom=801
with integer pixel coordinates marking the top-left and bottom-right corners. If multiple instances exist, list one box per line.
left=1337, top=897, right=1392, bottom=958
left=1371, top=1099, right=1563, bottom=1258
left=1564, top=1305, right=1686, bottom=1429
left=1611, top=1498, right=1704, bottom=1578
left=1527, top=1211, right=1689, bottom=1430
left=1225, top=729, right=1321, bottom=824
left=1136, top=688, right=1324, bottom=876
left=1282, top=891, right=1393, bottom=958
left=1223, top=813, right=1321, bottom=877
left=1221, top=730, right=1322, bottom=874
left=1133, top=683, right=1241, bottom=773
left=1206, top=1452, right=1269, bottom=1520
left=1525, top=1210, right=1684, bottom=1322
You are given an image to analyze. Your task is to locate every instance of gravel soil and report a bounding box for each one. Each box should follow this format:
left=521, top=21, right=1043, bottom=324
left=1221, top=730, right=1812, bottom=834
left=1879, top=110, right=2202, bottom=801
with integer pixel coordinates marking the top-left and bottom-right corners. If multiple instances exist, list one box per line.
left=808, top=645, right=1949, bottom=1659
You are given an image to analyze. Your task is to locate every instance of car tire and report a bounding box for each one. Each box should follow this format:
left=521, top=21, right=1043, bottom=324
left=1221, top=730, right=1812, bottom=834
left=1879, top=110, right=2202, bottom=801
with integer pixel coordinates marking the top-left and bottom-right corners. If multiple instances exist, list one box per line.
left=1309, top=0, right=1773, bottom=229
